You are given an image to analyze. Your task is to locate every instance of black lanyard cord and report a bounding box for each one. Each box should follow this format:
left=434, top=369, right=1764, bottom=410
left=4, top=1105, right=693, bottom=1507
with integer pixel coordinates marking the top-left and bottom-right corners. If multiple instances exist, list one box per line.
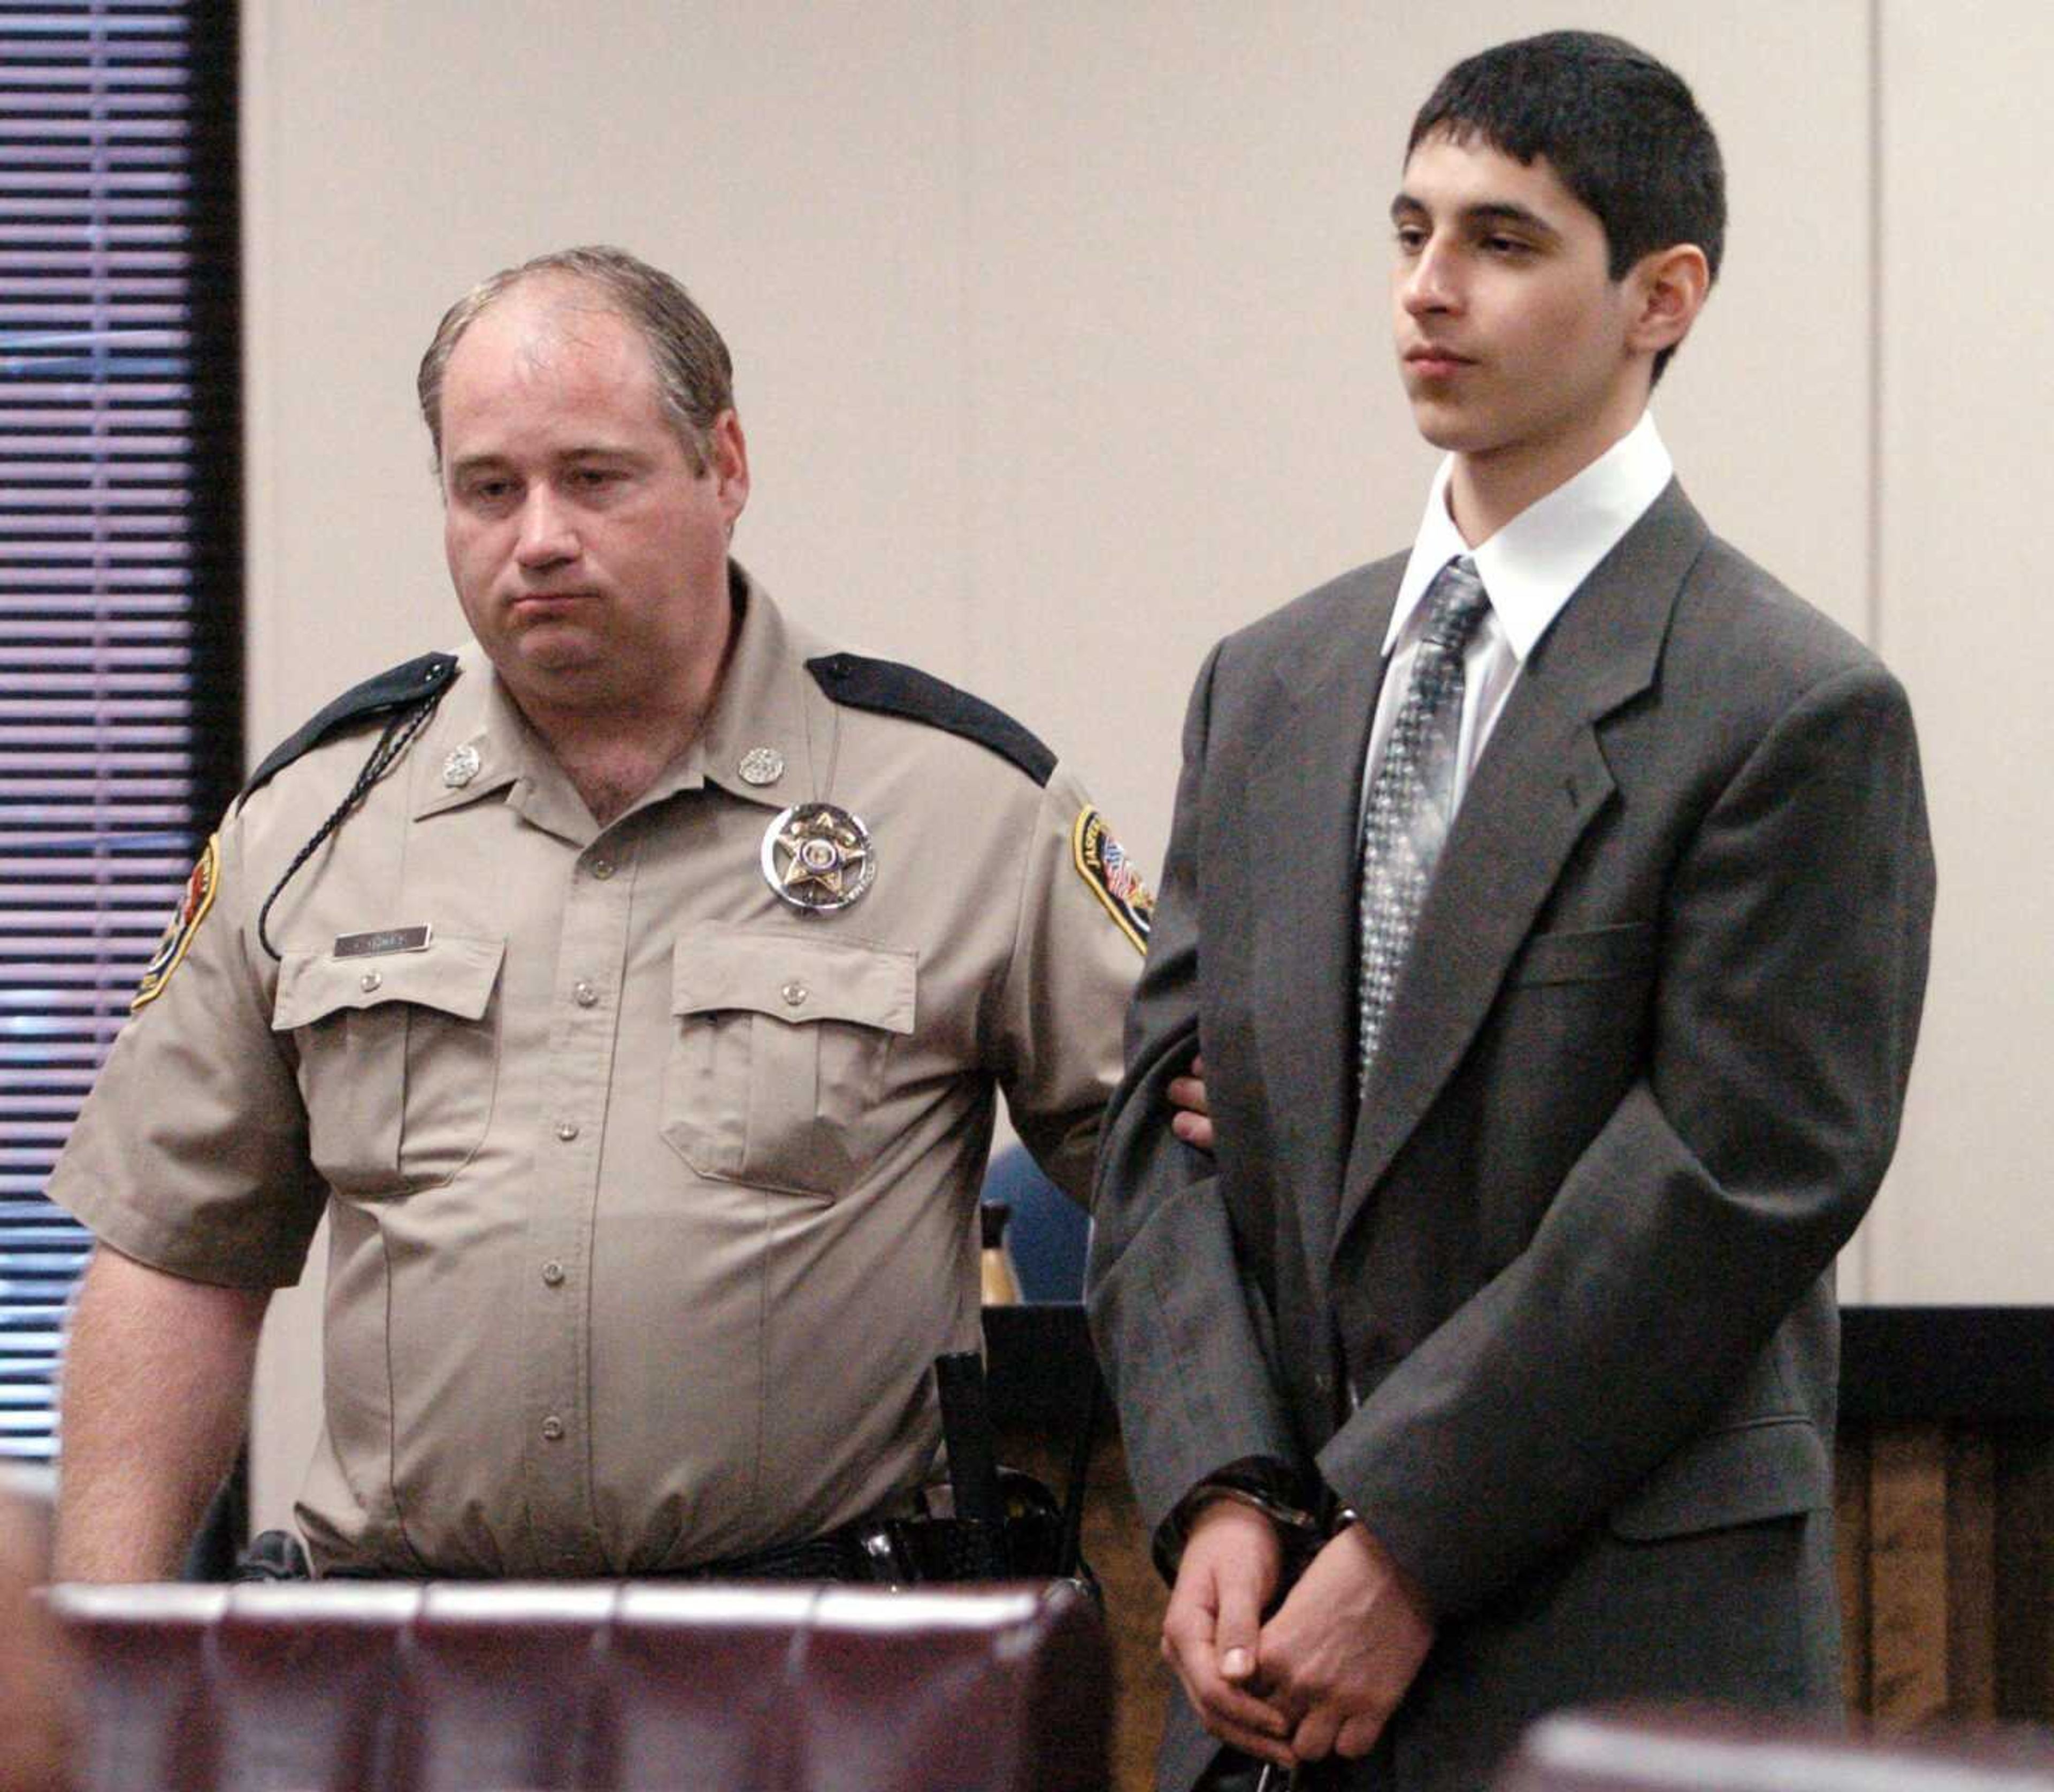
left=256, top=698, right=440, bottom=962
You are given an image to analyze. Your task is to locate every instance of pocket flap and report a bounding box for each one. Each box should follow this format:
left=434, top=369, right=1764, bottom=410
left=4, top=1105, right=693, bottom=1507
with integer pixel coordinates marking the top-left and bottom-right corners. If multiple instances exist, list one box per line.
left=1607, top=1416, right=1827, bottom=1541
left=671, top=924, right=916, bottom=1035
left=1511, top=922, right=1657, bottom=987
left=273, top=933, right=507, bottom=1030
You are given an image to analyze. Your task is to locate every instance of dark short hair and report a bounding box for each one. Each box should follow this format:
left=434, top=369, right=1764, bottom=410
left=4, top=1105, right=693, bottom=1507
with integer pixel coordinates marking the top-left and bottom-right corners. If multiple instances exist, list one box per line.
left=1409, top=32, right=1724, bottom=382
left=417, top=245, right=734, bottom=475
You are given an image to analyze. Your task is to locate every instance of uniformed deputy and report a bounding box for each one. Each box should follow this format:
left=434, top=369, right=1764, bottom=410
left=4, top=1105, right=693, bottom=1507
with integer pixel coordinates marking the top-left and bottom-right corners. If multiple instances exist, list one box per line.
left=48, top=246, right=1147, bottom=1580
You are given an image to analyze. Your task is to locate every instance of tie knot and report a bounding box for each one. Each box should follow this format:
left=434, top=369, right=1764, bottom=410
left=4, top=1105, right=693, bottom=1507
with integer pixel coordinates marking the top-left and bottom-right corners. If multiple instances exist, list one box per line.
left=1423, top=556, right=1489, bottom=654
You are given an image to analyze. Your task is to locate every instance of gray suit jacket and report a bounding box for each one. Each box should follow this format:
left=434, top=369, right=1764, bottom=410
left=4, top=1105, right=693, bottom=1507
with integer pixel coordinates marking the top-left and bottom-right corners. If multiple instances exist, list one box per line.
left=1087, top=484, right=1935, bottom=1791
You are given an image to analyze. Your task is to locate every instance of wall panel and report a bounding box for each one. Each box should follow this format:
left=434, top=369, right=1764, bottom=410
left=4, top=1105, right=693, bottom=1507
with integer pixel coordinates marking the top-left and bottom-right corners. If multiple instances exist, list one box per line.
left=1864, top=1, right=2054, bottom=1301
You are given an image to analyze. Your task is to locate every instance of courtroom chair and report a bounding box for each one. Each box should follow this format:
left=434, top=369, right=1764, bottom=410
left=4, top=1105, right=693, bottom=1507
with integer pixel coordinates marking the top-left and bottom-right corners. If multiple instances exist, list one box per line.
left=397, top=1582, right=615, bottom=1791
left=48, top=1576, right=1113, bottom=1792
left=207, top=1583, right=416, bottom=1791
left=52, top=1585, right=225, bottom=1791
left=56, top=1582, right=415, bottom=1792
left=746, top=1584, right=1109, bottom=1792
left=1493, top=1705, right=2054, bottom=1791
left=601, top=1584, right=831, bottom=1788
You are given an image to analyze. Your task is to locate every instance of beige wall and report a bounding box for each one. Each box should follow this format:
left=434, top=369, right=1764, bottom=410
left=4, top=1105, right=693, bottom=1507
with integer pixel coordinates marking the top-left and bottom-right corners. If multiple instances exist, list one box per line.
left=1864, top=1, right=2054, bottom=1305
left=239, top=4, right=2049, bottom=1525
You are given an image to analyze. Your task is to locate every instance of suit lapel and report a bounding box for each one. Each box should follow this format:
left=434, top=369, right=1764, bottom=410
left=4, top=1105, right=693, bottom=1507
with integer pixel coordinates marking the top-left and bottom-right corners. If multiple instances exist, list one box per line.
left=1247, top=563, right=1399, bottom=1306
left=1335, top=482, right=1710, bottom=1250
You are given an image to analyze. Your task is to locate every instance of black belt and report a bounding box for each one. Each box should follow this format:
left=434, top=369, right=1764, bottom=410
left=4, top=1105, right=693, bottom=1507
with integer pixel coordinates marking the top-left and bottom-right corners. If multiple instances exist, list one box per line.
left=246, top=1479, right=1069, bottom=1587
left=672, top=1519, right=889, bottom=1584
left=280, top=1517, right=900, bottom=1586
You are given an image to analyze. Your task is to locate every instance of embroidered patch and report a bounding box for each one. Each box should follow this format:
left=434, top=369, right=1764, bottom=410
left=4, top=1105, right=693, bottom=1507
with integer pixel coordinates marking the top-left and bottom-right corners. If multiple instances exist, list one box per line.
left=1071, top=807, right=1153, bottom=953
left=131, top=836, right=220, bottom=1012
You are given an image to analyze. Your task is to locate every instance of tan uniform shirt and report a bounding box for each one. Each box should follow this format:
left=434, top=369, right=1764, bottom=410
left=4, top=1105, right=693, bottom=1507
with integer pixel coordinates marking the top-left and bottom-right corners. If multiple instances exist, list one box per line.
left=50, top=572, right=1143, bottom=1575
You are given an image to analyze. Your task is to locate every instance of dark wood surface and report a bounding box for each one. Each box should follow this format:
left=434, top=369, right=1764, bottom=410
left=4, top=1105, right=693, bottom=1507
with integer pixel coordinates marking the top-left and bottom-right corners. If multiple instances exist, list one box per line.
left=988, top=1304, right=2054, bottom=1429
left=1840, top=1308, right=2054, bottom=1421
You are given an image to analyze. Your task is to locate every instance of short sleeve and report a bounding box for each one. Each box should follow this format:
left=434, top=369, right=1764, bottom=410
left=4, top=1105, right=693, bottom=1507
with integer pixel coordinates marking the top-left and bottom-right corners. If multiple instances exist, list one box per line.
left=45, top=798, right=327, bottom=1288
left=988, top=761, right=1147, bottom=1203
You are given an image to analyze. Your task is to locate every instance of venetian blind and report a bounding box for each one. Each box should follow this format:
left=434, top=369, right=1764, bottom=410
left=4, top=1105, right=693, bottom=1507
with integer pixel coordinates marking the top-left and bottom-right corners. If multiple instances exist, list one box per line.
left=0, top=0, right=241, bottom=1465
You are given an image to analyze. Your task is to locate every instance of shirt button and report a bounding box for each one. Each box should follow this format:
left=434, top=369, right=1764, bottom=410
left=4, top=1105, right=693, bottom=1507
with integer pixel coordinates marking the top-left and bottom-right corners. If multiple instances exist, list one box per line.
left=589, top=857, right=615, bottom=881
left=359, top=971, right=382, bottom=993
left=555, top=1120, right=580, bottom=1143
left=573, top=980, right=598, bottom=1007
left=541, top=1261, right=565, bottom=1287
left=780, top=980, right=809, bottom=1007
left=541, top=1417, right=565, bottom=1442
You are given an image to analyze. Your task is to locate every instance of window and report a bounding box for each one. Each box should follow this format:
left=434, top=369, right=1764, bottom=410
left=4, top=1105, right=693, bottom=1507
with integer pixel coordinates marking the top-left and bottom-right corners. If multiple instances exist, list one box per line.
left=0, top=0, right=242, bottom=1466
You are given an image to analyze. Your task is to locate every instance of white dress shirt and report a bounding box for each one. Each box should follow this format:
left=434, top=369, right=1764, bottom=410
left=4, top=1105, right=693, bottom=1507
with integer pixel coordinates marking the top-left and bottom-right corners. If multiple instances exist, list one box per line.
left=1363, top=411, right=1676, bottom=816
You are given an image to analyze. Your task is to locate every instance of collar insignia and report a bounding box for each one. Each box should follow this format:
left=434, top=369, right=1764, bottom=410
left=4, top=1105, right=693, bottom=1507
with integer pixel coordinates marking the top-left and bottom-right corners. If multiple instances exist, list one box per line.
left=738, top=746, right=785, bottom=787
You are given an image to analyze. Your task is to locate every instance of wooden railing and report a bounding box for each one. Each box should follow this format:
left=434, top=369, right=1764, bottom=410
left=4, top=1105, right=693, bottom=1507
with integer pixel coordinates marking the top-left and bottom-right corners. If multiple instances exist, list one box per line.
left=1835, top=1309, right=2054, bottom=1722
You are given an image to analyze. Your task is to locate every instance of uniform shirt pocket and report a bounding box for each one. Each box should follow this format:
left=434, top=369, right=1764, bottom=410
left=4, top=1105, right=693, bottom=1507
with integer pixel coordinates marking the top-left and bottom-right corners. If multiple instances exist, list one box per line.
left=664, top=923, right=916, bottom=1198
left=273, top=934, right=506, bottom=1196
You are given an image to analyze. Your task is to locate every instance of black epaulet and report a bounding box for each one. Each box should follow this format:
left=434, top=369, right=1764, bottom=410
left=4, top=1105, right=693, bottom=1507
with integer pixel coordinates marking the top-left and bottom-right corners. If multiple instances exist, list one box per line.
left=241, top=652, right=461, bottom=800
left=806, top=652, right=1056, bottom=787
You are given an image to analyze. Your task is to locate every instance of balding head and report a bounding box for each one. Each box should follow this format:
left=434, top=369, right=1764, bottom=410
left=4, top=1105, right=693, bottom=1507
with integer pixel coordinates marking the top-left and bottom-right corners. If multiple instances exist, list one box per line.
left=418, top=246, right=735, bottom=476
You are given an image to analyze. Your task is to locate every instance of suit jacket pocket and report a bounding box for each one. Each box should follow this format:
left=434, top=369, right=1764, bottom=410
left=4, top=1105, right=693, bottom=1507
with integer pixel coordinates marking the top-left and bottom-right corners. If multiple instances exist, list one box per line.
left=1510, top=921, right=1656, bottom=987
left=1607, top=1415, right=1827, bottom=1540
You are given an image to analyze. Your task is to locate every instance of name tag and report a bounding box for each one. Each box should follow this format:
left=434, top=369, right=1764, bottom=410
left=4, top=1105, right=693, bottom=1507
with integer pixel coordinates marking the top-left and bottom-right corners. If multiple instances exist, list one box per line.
left=333, top=924, right=433, bottom=959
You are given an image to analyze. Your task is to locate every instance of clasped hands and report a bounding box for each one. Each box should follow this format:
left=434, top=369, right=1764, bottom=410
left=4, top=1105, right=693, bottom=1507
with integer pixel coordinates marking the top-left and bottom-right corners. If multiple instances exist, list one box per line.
left=1161, top=1491, right=1435, bottom=1771
left=1162, top=1062, right=1432, bottom=1763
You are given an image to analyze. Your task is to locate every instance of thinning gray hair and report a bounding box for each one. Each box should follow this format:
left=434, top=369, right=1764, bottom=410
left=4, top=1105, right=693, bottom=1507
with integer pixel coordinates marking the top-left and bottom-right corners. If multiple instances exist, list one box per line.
left=416, top=245, right=734, bottom=475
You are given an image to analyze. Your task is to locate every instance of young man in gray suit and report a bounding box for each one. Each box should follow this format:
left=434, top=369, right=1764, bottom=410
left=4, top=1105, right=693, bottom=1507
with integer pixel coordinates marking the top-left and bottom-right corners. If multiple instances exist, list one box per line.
left=1089, top=32, right=1935, bottom=1792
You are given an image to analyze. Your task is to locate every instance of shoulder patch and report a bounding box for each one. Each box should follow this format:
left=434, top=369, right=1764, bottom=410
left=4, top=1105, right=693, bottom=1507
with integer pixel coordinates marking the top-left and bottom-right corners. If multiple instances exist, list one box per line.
left=132, top=834, right=220, bottom=1011
left=242, top=652, right=461, bottom=800
left=806, top=653, right=1056, bottom=787
left=1071, top=806, right=1153, bottom=953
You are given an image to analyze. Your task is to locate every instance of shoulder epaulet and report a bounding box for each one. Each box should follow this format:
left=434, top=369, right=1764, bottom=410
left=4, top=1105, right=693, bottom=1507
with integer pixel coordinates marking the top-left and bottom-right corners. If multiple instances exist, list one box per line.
left=241, top=652, right=461, bottom=800
left=806, top=653, right=1057, bottom=787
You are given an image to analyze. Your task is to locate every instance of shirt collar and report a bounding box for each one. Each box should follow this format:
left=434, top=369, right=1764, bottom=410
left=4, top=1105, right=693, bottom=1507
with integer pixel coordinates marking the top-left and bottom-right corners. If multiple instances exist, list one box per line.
left=1386, top=410, right=1674, bottom=660
left=413, top=561, right=823, bottom=825
left=689, top=561, right=824, bottom=812
left=411, top=642, right=524, bottom=820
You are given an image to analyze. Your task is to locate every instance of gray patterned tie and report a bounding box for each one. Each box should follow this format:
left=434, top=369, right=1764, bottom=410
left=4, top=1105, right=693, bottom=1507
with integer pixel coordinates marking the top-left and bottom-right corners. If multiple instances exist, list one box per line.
left=1356, top=555, right=1492, bottom=1085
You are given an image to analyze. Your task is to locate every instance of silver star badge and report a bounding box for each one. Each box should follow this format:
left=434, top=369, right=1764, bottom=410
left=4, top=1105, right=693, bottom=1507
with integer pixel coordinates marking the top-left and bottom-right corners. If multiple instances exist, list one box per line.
left=760, top=803, right=876, bottom=913
left=442, top=743, right=482, bottom=788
